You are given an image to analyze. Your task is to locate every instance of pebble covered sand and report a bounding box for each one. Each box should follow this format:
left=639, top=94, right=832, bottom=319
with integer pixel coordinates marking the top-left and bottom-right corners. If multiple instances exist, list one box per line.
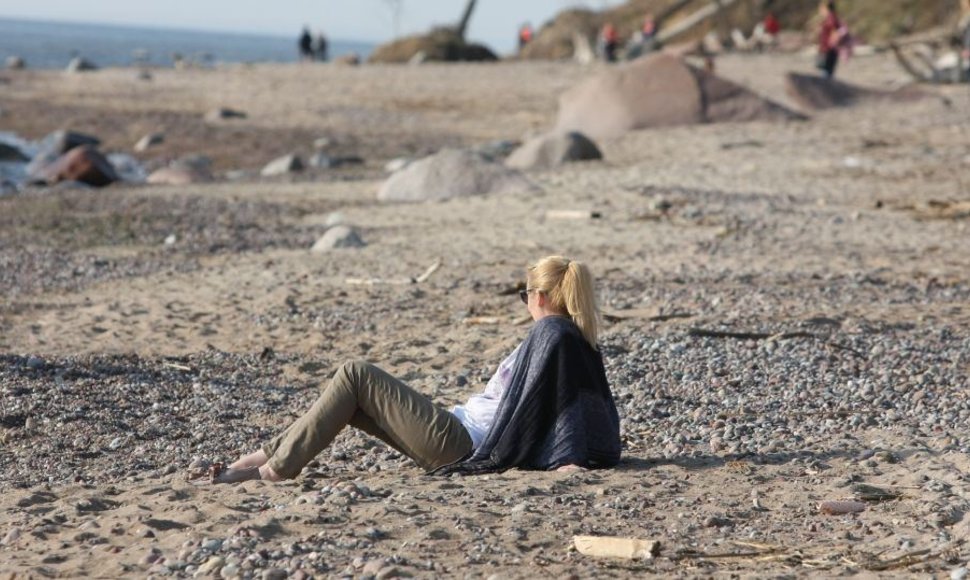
left=1, top=53, right=970, bottom=578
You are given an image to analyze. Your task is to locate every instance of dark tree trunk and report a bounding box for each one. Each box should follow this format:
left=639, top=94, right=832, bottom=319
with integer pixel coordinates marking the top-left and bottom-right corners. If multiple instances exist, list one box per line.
left=456, top=0, right=478, bottom=39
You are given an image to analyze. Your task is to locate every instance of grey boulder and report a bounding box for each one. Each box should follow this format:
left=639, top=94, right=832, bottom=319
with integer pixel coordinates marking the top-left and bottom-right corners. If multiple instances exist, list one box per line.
left=66, top=57, right=98, bottom=73
left=205, top=108, right=247, bottom=122
left=377, top=148, right=537, bottom=202
left=311, top=225, right=366, bottom=252
left=0, top=143, right=29, bottom=162
left=261, top=155, right=304, bottom=176
left=147, top=167, right=211, bottom=186
left=556, top=53, right=802, bottom=140
left=505, top=131, right=602, bottom=170
left=134, top=133, right=164, bottom=152
left=308, top=152, right=364, bottom=169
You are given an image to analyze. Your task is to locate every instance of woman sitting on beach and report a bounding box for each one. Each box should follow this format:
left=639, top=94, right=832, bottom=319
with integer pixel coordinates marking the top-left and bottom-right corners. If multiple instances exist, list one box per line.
left=207, top=256, right=622, bottom=483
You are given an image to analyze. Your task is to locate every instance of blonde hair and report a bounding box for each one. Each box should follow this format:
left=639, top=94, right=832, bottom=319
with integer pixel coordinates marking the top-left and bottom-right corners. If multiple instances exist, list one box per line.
left=527, top=256, right=600, bottom=348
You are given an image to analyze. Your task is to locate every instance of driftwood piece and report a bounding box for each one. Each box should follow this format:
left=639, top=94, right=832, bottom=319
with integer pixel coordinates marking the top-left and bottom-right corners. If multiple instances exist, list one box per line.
left=851, top=484, right=902, bottom=502
left=414, top=259, right=442, bottom=283
left=602, top=308, right=693, bottom=323
left=573, top=535, right=661, bottom=560
left=671, top=541, right=783, bottom=562
left=545, top=209, right=602, bottom=220
left=657, top=0, right=742, bottom=45
left=844, top=549, right=935, bottom=572
left=819, top=500, right=867, bottom=515
left=462, top=316, right=502, bottom=326
left=688, top=327, right=865, bottom=358
left=890, top=43, right=936, bottom=83
left=346, top=278, right=409, bottom=286
left=913, top=200, right=970, bottom=220
left=161, top=362, right=194, bottom=372
left=882, top=26, right=952, bottom=49
left=347, top=259, right=442, bottom=286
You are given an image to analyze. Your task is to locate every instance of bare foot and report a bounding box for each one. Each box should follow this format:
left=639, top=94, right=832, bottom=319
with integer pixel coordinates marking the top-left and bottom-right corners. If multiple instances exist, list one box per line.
left=229, top=449, right=269, bottom=470
left=258, top=464, right=283, bottom=482
left=556, top=464, right=587, bottom=473
left=210, top=463, right=261, bottom=484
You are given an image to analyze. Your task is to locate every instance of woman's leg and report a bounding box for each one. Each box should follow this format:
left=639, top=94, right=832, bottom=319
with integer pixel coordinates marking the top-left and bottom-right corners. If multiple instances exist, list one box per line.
left=260, top=360, right=472, bottom=479
left=825, top=49, right=839, bottom=78
left=229, top=449, right=268, bottom=469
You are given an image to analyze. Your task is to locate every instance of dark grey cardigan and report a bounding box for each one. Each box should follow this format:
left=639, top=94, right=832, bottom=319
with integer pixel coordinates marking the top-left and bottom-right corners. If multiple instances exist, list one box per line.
left=433, top=316, right=621, bottom=475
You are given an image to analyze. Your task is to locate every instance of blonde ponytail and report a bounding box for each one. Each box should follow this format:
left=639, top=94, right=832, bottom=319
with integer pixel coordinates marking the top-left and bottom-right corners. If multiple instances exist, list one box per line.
left=561, top=261, right=599, bottom=348
left=527, top=256, right=600, bottom=349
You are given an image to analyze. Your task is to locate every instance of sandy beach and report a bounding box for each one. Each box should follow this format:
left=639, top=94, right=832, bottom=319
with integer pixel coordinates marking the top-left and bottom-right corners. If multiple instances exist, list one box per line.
left=2, top=51, right=970, bottom=578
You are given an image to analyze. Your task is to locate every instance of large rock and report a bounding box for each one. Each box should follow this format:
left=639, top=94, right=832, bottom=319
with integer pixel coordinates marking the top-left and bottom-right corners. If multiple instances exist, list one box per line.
left=66, top=57, right=98, bottom=73
left=39, top=130, right=101, bottom=156
left=5, top=56, right=25, bottom=70
left=134, top=133, right=164, bottom=152
left=369, top=28, right=498, bottom=64
left=205, top=108, right=247, bottom=122
left=146, top=167, right=211, bottom=186
left=26, top=130, right=102, bottom=179
left=556, top=53, right=803, bottom=140
left=106, top=153, right=147, bottom=183
left=377, top=149, right=537, bottom=202
left=0, top=143, right=29, bottom=162
left=34, top=145, right=118, bottom=187
left=785, top=72, right=927, bottom=111
left=171, top=154, right=213, bottom=173
left=261, top=155, right=304, bottom=177
left=147, top=155, right=213, bottom=185
left=308, top=153, right=364, bottom=169
left=505, top=132, right=602, bottom=170
left=311, top=225, right=366, bottom=252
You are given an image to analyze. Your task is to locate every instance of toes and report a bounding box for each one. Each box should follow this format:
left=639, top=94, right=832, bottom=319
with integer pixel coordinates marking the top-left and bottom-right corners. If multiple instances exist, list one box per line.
left=208, top=462, right=226, bottom=484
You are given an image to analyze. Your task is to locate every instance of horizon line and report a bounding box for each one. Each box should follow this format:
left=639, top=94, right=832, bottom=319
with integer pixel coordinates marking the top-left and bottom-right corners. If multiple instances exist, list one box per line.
left=0, top=14, right=377, bottom=46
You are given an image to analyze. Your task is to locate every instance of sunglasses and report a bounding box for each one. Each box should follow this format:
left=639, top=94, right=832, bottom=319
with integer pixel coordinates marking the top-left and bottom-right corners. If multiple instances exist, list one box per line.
left=519, top=288, right=539, bottom=304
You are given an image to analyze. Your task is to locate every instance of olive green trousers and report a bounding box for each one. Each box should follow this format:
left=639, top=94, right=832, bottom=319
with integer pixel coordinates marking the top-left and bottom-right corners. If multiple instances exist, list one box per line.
left=262, top=360, right=472, bottom=478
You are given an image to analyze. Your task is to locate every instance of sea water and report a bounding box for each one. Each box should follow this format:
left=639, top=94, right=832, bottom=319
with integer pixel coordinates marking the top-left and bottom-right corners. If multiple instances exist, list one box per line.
left=0, top=17, right=373, bottom=69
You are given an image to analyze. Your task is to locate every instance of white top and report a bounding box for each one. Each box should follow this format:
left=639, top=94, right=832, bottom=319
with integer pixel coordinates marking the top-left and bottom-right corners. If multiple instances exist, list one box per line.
left=451, top=345, right=521, bottom=449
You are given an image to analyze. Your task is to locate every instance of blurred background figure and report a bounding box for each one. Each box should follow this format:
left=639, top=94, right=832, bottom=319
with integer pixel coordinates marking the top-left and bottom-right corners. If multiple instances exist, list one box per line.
left=756, top=12, right=781, bottom=51
left=314, top=31, right=329, bottom=61
left=298, top=26, right=313, bottom=61
left=518, top=22, right=534, bottom=52
left=960, top=0, right=970, bottom=78
left=598, top=22, right=619, bottom=62
left=625, top=12, right=657, bottom=60
left=816, top=1, right=845, bottom=78
left=641, top=12, right=656, bottom=47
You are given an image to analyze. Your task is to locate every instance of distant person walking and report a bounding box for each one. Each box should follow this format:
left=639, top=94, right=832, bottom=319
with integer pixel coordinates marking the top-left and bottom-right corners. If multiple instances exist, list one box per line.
left=599, top=23, right=620, bottom=62
left=761, top=12, right=781, bottom=49
left=642, top=13, right=656, bottom=45
left=314, top=32, right=329, bottom=62
left=518, top=23, right=534, bottom=52
left=960, top=0, right=970, bottom=79
left=749, top=11, right=781, bottom=52
left=298, top=27, right=313, bottom=61
left=816, top=1, right=845, bottom=79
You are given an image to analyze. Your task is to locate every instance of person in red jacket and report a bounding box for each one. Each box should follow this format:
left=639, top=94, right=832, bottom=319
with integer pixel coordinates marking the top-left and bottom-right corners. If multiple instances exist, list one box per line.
left=817, top=1, right=844, bottom=78
left=518, top=23, right=534, bottom=52
left=764, top=13, right=781, bottom=37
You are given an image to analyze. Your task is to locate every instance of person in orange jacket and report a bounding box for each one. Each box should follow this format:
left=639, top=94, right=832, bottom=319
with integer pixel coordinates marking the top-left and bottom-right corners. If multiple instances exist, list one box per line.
left=600, top=22, right=620, bottom=62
